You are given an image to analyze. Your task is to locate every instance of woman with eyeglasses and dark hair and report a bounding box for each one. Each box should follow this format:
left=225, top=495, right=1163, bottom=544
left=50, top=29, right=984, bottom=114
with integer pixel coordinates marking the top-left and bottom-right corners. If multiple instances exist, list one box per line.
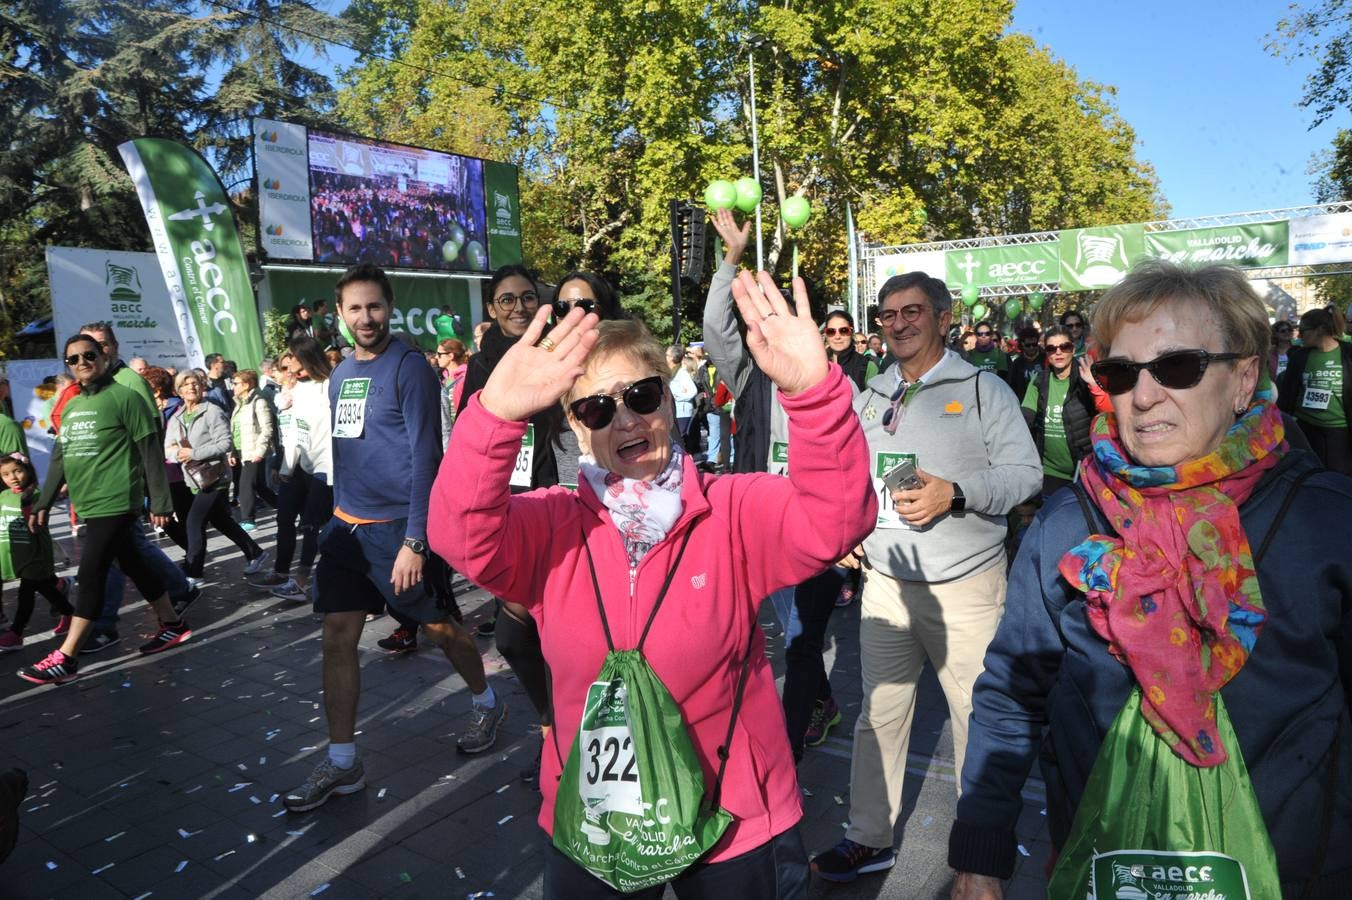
left=823, top=310, right=878, bottom=391
left=431, top=271, right=875, bottom=897
left=950, top=260, right=1352, bottom=900
left=455, top=263, right=559, bottom=784
left=1059, top=308, right=1088, bottom=355
left=1277, top=307, right=1352, bottom=474
left=1019, top=326, right=1097, bottom=498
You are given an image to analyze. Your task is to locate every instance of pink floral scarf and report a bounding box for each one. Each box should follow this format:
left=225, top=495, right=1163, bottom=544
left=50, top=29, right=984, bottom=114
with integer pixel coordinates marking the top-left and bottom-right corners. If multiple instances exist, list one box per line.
left=581, top=444, right=685, bottom=568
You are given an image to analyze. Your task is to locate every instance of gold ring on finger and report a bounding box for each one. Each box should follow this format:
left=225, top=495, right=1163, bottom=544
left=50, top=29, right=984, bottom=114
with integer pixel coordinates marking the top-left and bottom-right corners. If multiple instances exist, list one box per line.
left=538, top=337, right=556, bottom=352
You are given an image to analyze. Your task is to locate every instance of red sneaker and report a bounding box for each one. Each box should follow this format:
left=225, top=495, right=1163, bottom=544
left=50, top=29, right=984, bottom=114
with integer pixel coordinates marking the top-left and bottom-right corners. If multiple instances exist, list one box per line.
left=0, top=630, right=21, bottom=653
left=53, top=615, right=71, bottom=637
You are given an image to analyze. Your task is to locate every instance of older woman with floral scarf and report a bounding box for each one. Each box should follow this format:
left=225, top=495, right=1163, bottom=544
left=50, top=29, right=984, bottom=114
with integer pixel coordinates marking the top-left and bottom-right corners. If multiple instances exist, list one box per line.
left=949, top=260, right=1352, bottom=899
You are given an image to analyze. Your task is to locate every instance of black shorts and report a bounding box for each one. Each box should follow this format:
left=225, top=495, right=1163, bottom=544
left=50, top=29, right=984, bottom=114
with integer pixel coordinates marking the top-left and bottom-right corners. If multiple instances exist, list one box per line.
left=313, top=517, right=453, bottom=624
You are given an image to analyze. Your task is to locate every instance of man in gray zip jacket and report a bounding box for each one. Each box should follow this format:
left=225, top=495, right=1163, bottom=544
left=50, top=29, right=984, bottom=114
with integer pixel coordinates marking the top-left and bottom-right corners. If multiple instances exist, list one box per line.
left=811, top=271, right=1042, bottom=882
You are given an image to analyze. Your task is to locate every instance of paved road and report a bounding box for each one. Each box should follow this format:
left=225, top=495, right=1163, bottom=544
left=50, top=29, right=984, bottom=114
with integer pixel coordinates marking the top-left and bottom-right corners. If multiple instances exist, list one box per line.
left=0, top=511, right=1050, bottom=899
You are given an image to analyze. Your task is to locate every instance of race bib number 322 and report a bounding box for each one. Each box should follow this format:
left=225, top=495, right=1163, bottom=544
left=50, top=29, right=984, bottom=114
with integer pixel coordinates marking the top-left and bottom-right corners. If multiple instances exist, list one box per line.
left=334, top=378, right=371, bottom=439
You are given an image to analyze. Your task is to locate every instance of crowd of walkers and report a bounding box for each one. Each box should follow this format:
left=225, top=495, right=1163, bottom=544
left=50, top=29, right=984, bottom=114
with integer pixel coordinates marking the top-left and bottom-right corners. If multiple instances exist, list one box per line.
left=1, top=233, right=1350, bottom=898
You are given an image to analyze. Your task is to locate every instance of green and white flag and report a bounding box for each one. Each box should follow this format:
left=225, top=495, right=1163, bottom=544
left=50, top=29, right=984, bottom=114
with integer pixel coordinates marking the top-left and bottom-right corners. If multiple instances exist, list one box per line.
left=118, top=138, right=264, bottom=369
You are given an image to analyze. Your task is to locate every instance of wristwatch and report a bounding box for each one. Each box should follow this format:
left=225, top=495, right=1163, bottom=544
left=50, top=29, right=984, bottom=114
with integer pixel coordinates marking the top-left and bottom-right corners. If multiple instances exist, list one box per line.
left=402, top=538, right=428, bottom=556
left=949, top=483, right=966, bottom=513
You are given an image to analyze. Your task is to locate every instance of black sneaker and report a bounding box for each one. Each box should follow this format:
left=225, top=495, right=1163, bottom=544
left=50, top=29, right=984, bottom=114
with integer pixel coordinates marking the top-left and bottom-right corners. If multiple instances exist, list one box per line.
left=17, top=650, right=79, bottom=685
left=79, top=632, right=121, bottom=656
left=475, top=617, right=496, bottom=638
left=139, top=621, right=192, bottom=655
left=519, top=740, right=542, bottom=788
left=376, top=626, right=417, bottom=654
left=810, top=838, right=896, bottom=882
left=173, top=585, right=202, bottom=618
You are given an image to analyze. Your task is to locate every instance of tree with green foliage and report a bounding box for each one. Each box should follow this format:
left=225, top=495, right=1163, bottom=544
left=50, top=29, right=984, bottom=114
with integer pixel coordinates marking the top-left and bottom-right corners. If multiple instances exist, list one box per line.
left=0, top=0, right=341, bottom=357
left=336, top=0, right=1163, bottom=339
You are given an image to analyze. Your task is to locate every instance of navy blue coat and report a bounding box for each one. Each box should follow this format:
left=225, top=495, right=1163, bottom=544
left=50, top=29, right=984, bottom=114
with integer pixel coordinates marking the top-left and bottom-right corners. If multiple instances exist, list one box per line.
left=949, top=449, right=1352, bottom=895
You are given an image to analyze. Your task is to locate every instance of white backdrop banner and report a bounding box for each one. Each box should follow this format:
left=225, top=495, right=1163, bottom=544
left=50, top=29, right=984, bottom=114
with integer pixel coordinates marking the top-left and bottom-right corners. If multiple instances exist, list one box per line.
left=46, top=246, right=190, bottom=370
left=870, top=250, right=948, bottom=299
left=254, top=117, right=315, bottom=261
left=3, top=359, right=63, bottom=486
left=1289, top=212, right=1352, bottom=266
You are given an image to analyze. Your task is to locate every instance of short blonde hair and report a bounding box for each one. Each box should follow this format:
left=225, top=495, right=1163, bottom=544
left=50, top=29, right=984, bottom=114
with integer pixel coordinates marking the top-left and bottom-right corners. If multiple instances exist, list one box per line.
left=1093, top=260, right=1270, bottom=362
left=564, top=320, right=668, bottom=405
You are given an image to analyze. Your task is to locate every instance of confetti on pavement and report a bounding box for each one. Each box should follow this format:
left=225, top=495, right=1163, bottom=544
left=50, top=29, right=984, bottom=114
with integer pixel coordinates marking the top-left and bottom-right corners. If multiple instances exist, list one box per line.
left=1017, top=844, right=1030, bottom=857
left=92, top=863, right=115, bottom=875
left=455, top=867, right=466, bottom=879
left=45, top=861, right=57, bottom=870
left=309, top=884, right=330, bottom=896
left=177, top=828, right=202, bottom=839
left=175, top=861, right=188, bottom=873
left=497, top=815, right=513, bottom=826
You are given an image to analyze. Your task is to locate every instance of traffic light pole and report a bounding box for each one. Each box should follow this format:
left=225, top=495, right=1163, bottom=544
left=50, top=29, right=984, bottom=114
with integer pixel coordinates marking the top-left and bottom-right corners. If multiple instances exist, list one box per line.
left=669, top=199, right=682, bottom=344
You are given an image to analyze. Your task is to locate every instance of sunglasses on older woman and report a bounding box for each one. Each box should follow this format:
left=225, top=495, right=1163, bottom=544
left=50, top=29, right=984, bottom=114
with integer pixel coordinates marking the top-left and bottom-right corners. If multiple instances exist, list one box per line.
left=569, top=375, right=666, bottom=429
left=1090, top=349, right=1242, bottom=395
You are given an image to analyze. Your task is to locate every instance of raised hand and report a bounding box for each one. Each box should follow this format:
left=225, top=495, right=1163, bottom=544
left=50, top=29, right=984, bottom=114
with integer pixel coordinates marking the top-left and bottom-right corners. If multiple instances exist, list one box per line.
left=711, top=209, right=750, bottom=265
left=478, top=305, right=600, bottom=422
left=730, top=270, right=829, bottom=396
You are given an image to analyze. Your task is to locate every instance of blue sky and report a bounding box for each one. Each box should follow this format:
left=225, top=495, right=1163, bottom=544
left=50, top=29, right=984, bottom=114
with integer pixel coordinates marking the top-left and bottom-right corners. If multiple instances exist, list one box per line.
left=1009, top=0, right=1350, bottom=220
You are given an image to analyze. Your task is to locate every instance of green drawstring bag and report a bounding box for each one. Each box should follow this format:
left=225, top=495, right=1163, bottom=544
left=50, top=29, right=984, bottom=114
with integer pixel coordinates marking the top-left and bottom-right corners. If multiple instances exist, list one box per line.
left=551, top=529, right=755, bottom=893
left=1048, top=687, right=1281, bottom=900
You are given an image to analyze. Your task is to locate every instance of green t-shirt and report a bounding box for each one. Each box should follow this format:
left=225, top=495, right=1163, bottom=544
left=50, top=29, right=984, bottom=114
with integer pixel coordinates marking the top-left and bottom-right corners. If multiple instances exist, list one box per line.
left=1296, top=348, right=1346, bottom=429
left=57, top=381, right=157, bottom=518
left=113, top=362, right=159, bottom=418
left=966, top=348, right=1010, bottom=376
left=0, top=414, right=28, bottom=459
left=0, top=487, right=54, bottom=581
left=1023, top=375, right=1075, bottom=480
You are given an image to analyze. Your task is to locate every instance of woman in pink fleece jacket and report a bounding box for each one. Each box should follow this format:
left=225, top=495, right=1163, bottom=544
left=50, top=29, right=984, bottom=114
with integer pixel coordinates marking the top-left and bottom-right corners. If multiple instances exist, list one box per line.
left=430, top=270, right=876, bottom=898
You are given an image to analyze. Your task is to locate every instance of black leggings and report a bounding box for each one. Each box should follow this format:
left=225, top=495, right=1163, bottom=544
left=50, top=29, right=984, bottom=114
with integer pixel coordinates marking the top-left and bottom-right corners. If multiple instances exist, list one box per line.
left=8, top=577, right=73, bottom=635
left=238, top=459, right=277, bottom=524
left=782, top=569, right=839, bottom=760
left=1303, top=422, right=1352, bottom=475
left=496, top=601, right=551, bottom=723
left=160, top=481, right=195, bottom=551
left=185, top=489, right=261, bottom=578
left=76, top=514, right=166, bottom=619
left=273, top=472, right=332, bottom=576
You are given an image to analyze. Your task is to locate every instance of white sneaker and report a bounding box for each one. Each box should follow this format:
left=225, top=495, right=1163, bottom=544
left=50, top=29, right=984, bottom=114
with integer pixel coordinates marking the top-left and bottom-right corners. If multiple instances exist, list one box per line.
left=243, top=549, right=272, bottom=577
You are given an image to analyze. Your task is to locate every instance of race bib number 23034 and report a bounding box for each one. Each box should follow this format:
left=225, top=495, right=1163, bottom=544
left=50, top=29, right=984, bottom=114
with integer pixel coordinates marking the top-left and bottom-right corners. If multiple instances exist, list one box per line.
left=334, top=378, right=371, bottom=439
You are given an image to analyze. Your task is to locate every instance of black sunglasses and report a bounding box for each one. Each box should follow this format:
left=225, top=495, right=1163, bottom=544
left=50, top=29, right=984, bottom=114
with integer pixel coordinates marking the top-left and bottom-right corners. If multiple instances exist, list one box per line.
left=569, top=375, right=666, bottom=429
left=551, top=298, right=596, bottom=318
left=65, top=350, right=100, bottom=366
left=1090, top=349, right=1243, bottom=395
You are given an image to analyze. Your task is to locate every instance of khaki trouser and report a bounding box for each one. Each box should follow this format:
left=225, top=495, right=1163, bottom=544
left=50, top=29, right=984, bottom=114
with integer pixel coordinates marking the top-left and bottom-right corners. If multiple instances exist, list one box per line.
left=845, top=562, right=1007, bottom=849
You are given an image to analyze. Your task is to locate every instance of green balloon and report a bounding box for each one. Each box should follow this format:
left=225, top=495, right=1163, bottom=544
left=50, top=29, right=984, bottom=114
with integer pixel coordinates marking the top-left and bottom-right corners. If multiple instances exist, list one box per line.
left=1004, top=298, right=1022, bottom=319
left=704, top=180, right=737, bottom=210
left=971, top=303, right=988, bottom=323
left=338, top=316, right=354, bottom=345
left=433, top=314, right=458, bottom=340
left=441, top=239, right=461, bottom=262
left=1028, top=291, right=1045, bottom=311
left=734, top=177, right=762, bottom=213
left=448, top=223, right=466, bottom=247
left=465, top=240, right=487, bottom=269
left=781, top=195, right=811, bottom=229
left=913, top=207, right=928, bottom=225
left=961, top=285, right=979, bottom=307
